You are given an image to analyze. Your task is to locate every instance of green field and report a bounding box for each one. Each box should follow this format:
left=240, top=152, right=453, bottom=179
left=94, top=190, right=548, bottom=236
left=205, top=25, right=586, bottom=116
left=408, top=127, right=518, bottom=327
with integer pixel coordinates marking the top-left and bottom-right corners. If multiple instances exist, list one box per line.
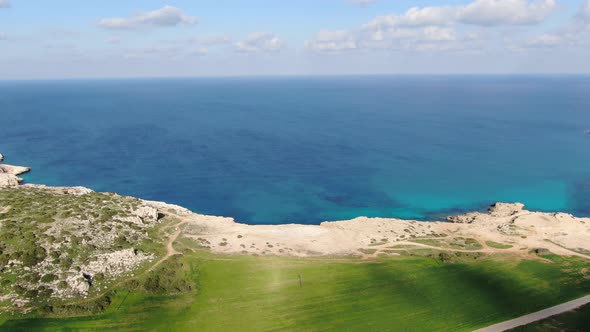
left=2, top=250, right=590, bottom=332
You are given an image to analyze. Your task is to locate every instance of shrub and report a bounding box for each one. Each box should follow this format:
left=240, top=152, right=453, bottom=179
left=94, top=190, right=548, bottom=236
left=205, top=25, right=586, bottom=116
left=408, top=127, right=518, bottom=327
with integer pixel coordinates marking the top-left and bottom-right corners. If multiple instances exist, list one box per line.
left=41, top=273, right=58, bottom=283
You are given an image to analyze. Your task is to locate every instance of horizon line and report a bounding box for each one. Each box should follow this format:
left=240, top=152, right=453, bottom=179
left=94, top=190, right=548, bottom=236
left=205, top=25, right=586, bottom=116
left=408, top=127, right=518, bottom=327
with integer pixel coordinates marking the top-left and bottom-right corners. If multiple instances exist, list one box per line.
left=2, top=73, right=590, bottom=82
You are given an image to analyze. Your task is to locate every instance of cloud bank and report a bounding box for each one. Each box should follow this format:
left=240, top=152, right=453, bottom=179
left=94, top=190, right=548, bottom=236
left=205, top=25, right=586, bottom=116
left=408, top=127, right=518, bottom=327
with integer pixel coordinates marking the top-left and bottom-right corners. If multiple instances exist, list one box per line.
left=236, top=33, right=285, bottom=53
left=307, top=0, right=558, bottom=53
left=98, top=6, right=198, bottom=30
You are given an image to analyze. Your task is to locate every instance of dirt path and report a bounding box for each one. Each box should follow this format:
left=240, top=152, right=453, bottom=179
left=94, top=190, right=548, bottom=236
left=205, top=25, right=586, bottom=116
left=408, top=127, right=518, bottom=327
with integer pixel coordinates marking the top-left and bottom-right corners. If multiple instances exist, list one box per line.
left=68, top=217, right=188, bottom=305
left=474, top=294, right=590, bottom=332
left=358, top=240, right=514, bottom=259
left=357, top=237, right=590, bottom=260
left=146, top=219, right=187, bottom=272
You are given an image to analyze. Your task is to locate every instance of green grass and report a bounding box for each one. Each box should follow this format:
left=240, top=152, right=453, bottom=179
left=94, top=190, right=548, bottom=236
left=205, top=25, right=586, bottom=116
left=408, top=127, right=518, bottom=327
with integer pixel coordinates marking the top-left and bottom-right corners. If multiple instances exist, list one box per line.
left=411, top=237, right=484, bottom=250
left=510, top=302, right=590, bottom=331
left=2, top=251, right=590, bottom=331
left=486, top=241, right=514, bottom=249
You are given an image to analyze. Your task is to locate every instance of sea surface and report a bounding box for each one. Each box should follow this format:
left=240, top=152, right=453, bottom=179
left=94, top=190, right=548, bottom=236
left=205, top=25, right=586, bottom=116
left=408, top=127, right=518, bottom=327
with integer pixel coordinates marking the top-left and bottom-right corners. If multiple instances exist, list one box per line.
left=1, top=76, right=589, bottom=224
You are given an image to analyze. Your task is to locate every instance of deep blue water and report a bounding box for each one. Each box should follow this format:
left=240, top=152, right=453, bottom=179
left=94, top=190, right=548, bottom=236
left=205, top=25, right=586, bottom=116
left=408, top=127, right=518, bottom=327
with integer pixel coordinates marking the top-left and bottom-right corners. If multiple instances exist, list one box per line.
left=1, top=76, right=589, bottom=224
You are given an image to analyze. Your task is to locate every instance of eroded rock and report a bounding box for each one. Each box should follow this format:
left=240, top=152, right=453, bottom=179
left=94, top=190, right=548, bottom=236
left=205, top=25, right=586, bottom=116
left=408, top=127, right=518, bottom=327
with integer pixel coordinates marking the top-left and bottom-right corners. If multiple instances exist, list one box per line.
left=0, top=174, right=22, bottom=187
left=0, top=164, right=31, bottom=176
left=488, top=202, right=525, bottom=217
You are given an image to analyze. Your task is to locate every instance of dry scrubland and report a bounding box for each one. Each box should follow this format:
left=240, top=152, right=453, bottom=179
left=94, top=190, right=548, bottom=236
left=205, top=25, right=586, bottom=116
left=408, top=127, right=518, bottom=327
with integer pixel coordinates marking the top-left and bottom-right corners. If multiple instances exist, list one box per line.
left=1, top=155, right=590, bottom=331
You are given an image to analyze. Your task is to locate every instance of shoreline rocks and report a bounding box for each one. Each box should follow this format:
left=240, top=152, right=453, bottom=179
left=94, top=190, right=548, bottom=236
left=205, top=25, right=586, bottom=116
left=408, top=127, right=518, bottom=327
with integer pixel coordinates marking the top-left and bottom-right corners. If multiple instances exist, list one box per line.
left=0, top=164, right=31, bottom=176
left=0, top=174, right=22, bottom=187
left=0, top=153, right=31, bottom=188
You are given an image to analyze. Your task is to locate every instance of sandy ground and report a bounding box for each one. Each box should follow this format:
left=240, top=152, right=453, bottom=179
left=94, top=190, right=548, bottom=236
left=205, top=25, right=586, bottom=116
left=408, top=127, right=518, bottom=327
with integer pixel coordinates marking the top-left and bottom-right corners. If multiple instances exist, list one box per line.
left=145, top=201, right=590, bottom=259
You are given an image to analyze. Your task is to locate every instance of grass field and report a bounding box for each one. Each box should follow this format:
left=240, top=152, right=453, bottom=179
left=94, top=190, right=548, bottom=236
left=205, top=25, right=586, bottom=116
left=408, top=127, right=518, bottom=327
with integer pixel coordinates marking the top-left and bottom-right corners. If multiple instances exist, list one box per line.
left=2, top=249, right=590, bottom=332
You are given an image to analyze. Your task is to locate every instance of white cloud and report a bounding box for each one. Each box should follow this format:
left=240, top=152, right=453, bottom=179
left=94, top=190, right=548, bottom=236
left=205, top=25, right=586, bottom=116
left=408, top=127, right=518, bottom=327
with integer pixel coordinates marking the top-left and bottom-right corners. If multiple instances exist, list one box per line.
left=522, top=0, right=590, bottom=49
left=308, top=0, right=558, bottom=54
left=459, top=0, right=557, bottom=26
left=305, top=30, right=358, bottom=52
left=365, top=7, right=455, bottom=29
left=195, top=48, right=209, bottom=56
left=199, top=34, right=232, bottom=45
left=526, top=33, right=563, bottom=47
left=98, top=6, right=198, bottom=30
left=0, top=0, right=10, bottom=9
left=236, top=33, right=285, bottom=53
left=123, top=46, right=185, bottom=60
left=306, top=26, right=469, bottom=53
left=350, top=0, right=378, bottom=7
left=0, top=32, right=6, bottom=40
left=365, top=0, right=556, bottom=29
left=579, top=0, right=590, bottom=21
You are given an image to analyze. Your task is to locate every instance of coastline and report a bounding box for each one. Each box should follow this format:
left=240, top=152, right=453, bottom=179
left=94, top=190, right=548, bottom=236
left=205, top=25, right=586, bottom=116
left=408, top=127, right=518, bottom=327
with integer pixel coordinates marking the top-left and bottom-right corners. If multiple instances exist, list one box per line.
left=2, top=153, right=590, bottom=259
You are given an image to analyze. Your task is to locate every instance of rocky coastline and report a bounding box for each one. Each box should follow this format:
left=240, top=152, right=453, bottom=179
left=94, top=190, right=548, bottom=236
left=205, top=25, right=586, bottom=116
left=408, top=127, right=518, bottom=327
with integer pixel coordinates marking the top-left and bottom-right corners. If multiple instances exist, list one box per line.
left=1, top=152, right=590, bottom=309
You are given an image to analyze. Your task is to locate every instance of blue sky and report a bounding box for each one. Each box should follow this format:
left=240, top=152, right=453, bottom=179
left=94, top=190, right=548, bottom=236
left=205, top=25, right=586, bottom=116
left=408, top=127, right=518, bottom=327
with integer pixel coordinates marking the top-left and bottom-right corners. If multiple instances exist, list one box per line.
left=1, top=0, right=589, bottom=78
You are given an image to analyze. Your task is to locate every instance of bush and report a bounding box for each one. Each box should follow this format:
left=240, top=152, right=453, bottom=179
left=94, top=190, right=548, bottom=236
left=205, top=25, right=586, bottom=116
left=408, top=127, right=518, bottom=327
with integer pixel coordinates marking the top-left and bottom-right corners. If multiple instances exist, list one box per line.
left=21, top=245, right=47, bottom=267
left=41, top=273, right=58, bottom=283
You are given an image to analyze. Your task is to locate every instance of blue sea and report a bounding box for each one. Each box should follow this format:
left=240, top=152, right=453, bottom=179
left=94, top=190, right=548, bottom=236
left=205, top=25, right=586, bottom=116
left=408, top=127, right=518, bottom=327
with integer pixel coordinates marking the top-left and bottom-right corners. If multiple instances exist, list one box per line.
left=1, top=76, right=589, bottom=224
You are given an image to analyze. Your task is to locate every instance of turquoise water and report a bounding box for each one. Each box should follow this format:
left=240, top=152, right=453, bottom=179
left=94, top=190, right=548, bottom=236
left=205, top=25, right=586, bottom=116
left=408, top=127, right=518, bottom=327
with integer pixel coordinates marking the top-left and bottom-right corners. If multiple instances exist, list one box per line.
left=1, top=76, right=589, bottom=224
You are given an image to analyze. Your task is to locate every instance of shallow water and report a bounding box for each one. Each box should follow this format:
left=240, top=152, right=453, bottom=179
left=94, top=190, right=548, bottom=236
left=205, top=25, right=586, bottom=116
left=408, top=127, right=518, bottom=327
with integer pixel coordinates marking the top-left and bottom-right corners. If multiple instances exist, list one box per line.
left=1, top=76, right=589, bottom=224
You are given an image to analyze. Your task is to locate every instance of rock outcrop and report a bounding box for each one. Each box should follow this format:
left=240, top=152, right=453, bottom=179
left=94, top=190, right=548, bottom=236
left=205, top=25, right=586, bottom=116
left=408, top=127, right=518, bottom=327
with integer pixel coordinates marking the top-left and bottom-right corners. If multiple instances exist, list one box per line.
left=21, top=184, right=94, bottom=196
left=143, top=199, right=192, bottom=216
left=82, top=249, right=154, bottom=280
left=447, top=203, right=525, bottom=223
left=0, top=174, right=22, bottom=187
left=488, top=202, right=525, bottom=217
left=0, top=153, right=30, bottom=188
left=0, top=164, right=31, bottom=176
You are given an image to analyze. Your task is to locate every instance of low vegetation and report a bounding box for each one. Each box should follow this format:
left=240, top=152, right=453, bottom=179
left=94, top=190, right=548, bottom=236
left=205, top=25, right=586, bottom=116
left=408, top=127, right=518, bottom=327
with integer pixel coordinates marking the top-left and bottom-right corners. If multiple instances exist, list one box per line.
left=0, top=187, right=163, bottom=308
left=410, top=237, right=484, bottom=250
left=486, top=241, right=514, bottom=249
left=3, top=247, right=590, bottom=331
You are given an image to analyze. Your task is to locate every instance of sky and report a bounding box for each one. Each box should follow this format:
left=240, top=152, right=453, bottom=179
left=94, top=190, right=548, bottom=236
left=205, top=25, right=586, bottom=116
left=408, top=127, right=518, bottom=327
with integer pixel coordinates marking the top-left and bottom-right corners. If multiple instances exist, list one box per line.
left=1, top=0, right=590, bottom=79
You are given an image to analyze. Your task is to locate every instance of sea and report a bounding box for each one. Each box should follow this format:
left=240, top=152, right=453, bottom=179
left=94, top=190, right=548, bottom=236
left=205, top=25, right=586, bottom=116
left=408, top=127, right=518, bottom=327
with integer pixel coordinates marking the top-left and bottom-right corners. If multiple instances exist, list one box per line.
left=1, top=75, right=589, bottom=224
